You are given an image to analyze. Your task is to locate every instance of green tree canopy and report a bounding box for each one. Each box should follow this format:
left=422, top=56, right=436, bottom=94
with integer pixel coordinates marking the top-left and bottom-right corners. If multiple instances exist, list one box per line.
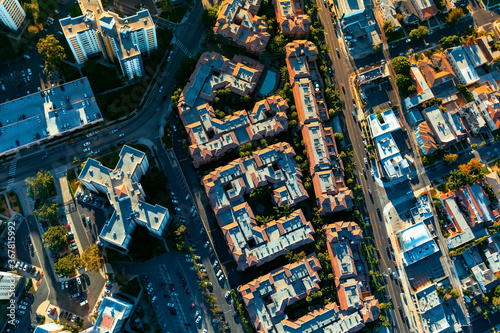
left=25, top=170, right=54, bottom=202
left=443, top=153, right=458, bottom=165
left=392, top=56, right=411, bottom=75
left=55, top=253, right=82, bottom=277
left=441, top=35, right=460, bottom=48
left=395, top=74, right=411, bottom=90
left=35, top=202, right=59, bottom=227
left=446, top=8, right=465, bottom=25
left=383, top=20, right=395, bottom=35
left=37, top=35, right=67, bottom=70
left=450, top=289, right=460, bottom=299
left=202, top=6, right=219, bottom=28
left=82, top=244, right=102, bottom=272
left=409, top=26, right=430, bottom=40
left=42, top=226, right=68, bottom=252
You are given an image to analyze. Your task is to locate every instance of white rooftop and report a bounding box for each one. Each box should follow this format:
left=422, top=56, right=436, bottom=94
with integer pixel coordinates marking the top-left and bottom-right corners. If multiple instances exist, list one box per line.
left=367, top=109, right=400, bottom=138
left=423, top=105, right=456, bottom=146
left=447, top=46, right=480, bottom=85
left=396, top=222, right=438, bottom=266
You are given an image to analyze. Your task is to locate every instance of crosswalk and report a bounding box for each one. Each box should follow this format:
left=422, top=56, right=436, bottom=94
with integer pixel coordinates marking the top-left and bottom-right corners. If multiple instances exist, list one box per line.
left=7, top=161, right=17, bottom=187
left=175, top=39, right=193, bottom=58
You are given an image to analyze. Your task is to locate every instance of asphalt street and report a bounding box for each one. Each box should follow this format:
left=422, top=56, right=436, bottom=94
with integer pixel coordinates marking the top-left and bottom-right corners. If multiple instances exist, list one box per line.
left=316, top=1, right=410, bottom=331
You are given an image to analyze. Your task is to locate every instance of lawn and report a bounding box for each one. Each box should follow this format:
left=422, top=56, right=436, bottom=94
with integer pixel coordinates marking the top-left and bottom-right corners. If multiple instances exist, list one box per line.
left=66, top=169, right=80, bottom=195
left=128, top=226, right=166, bottom=262
left=0, top=195, right=10, bottom=218
left=160, top=5, right=188, bottom=23
left=96, top=83, right=142, bottom=120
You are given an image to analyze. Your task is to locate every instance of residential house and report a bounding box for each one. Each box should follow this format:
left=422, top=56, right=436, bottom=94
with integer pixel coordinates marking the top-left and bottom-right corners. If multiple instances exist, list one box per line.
left=404, top=64, right=435, bottom=110
left=477, top=36, right=500, bottom=64
left=408, top=0, right=438, bottom=20
left=273, top=0, right=311, bottom=37
left=445, top=46, right=480, bottom=86
left=444, top=108, right=467, bottom=140
left=471, top=262, right=499, bottom=293
left=379, top=0, right=402, bottom=31
left=422, top=104, right=457, bottom=148
left=79, top=146, right=170, bottom=251
left=415, top=121, right=438, bottom=155
left=472, top=83, right=500, bottom=131
left=484, top=236, right=500, bottom=274
left=486, top=172, right=500, bottom=201
left=439, top=191, right=475, bottom=249
left=214, top=0, right=270, bottom=53
left=458, top=102, right=488, bottom=134
left=417, top=53, right=456, bottom=87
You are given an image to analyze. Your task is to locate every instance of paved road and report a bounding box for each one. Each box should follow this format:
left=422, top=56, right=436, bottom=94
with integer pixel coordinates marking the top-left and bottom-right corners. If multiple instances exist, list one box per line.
left=316, top=1, right=410, bottom=332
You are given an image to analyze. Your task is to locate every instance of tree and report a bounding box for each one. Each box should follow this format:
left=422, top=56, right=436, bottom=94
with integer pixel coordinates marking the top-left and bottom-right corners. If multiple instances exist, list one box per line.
left=82, top=244, right=102, bottom=272
left=409, top=26, right=430, bottom=40
left=392, top=56, right=411, bottom=75
left=37, top=35, right=66, bottom=70
left=450, top=289, right=460, bottom=299
left=55, top=253, right=81, bottom=277
left=23, top=3, right=39, bottom=23
left=443, top=153, right=458, bottom=165
left=437, top=286, right=446, bottom=298
left=202, top=6, right=219, bottom=28
left=383, top=20, right=395, bottom=35
left=447, top=8, right=465, bottom=25
left=395, top=74, right=411, bottom=90
left=373, top=44, right=381, bottom=52
left=407, top=85, right=416, bottom=95
left=334, top=133, right=344, bottom=141
left=441, top=35, right=460, bottom=48
left=42, top=226, right=68, bottom=252
left=174, top=225, right=186, bottom=236
left=26, top=170, right=54, bottom=202
left=35, top=202, right=60, bottom=226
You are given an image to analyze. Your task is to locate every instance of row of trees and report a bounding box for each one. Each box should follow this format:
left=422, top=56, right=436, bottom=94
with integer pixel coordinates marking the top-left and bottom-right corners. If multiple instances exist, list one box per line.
left=392, top=56, right=416, bottom=96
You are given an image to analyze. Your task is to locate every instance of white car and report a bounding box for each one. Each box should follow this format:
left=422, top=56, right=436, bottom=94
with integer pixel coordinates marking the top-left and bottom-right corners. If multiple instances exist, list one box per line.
left=175, top=207, right=181, bottom=212
left=225, top=291, right=230, bottom=298
left=118, top=133, right=125, bottom=137
left=196, top=316, right=201, bottom=323
left=83, top=148, right=90, bottom=152
left=216, top=270, right=222, bottom=277
left=77, top=277, right=81, bottom=285
left=61, top=281, right=65, bottom=290
left=186, top=258, right=193, bottom=262
left=185, top=194, right=190, bottom=200
left=213, top=260, right=218, bottom=268
left=159, top=86, right=163, bottom=93
left=27, top=68, right=32, bottom=75
left=204, top=241, right=209, bottom=248
left=172, top=199, right=179, bottom=204
left=364, top=157, right=368, bottom=165
left=83, top=141, right=91, bottom=146
left=218, top=275, right=224, bottom=281
left=167, top=303, right=175, bottom=308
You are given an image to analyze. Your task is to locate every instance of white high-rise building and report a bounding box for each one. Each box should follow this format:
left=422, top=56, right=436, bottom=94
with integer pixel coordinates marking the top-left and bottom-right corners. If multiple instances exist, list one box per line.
left=59, top=0, right=157, bottom=79
left=0, top=0, right=26, bottom=31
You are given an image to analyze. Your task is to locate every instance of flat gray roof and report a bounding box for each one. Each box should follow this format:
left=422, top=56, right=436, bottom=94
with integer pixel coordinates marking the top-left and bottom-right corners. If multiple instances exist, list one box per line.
left=0, top=77, right=102, bottom=155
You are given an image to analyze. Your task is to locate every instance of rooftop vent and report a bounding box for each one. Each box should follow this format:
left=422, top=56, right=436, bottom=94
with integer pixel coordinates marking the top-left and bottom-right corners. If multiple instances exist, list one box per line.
left=144, top=19, right=148, bottom=26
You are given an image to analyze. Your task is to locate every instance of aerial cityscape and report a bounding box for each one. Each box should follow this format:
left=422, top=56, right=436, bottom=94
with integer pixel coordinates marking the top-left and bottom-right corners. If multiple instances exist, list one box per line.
left=2, top=0, right=500, bottom=331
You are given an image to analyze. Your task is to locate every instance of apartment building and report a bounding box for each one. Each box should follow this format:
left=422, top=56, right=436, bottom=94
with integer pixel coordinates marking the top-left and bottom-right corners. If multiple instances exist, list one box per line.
left=367, top=109, right=410, bottom=180
left=422, top=104, right=457, bottom=148
left=396, top=222, right=438, bottom=266
left=218, top=205, right=315, bottom=270
left=444, top=108, right=467, bottom=140
left=79, top=145, right=170, bottom=251
left=285, top=40, right=329, bottom=125
left=0, top=0, right=25, bottom=31
left=471, top=262, right=499, bottom=293
left=464, top=43, right=488, bottom=68
left=0, top=271, right=21, bottom=300
left=415, top=284, right=450, bottom=333
left=213, top=0, right=270, bottom=53
left=404, top=64, right=435, bottom=109
left=239, top=252, right=379, bottom=333
left=445, top=46, right=480, bottom=86
left=90, top=297, right=133, bottom=333
left=59, top=0, right=157, bottom=79
left=380, top=0, right=401, bottom=31
left=408, top=0, right=438, bottom=20
left=302, top=123, right=353, bottom=214
left=415, top=121, right=438, bottom=155
left=325, top=222, right=379, bottom=322
left=273, top=0, right=310, bottom=37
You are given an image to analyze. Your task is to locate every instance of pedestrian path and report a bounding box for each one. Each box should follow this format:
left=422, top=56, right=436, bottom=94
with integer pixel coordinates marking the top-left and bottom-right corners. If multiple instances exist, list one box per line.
left=7, top=161, right=17, bottom=187
left=175, top=39, right=193, bottom=58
